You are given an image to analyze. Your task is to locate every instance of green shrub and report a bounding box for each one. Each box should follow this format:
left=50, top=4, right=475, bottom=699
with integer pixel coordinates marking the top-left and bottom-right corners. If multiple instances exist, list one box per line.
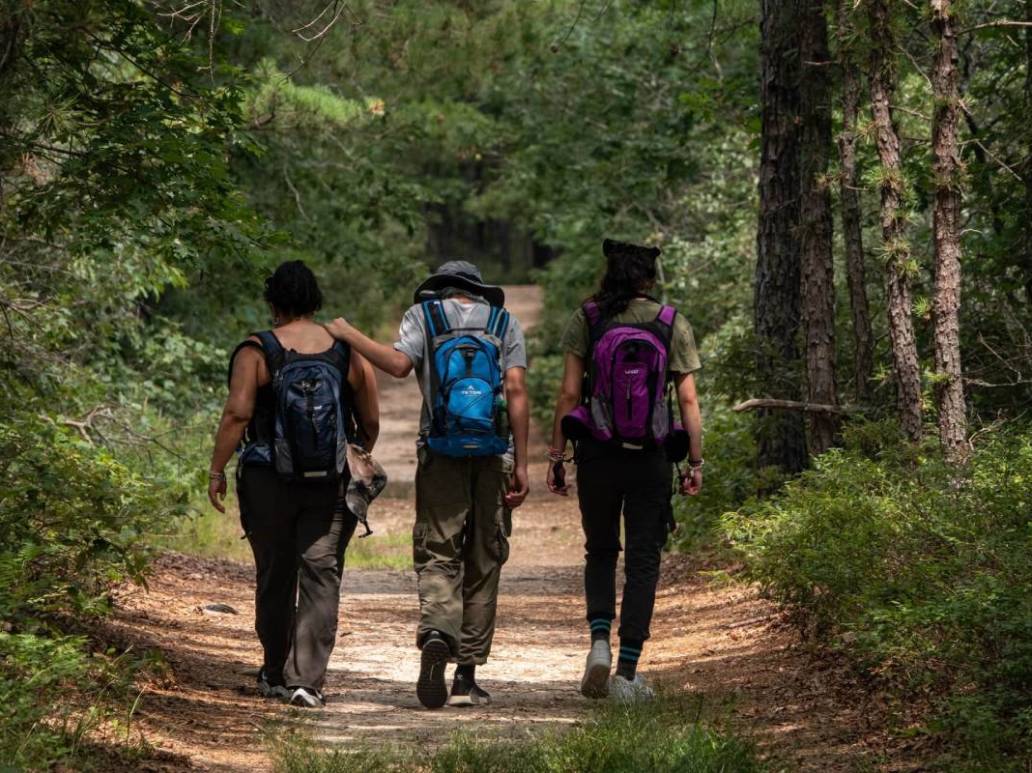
left=725, top=424, right=1032, bottom=767
left=0, top=632, right=156, bottom=769
left=671, top=402, right=783, bottom=552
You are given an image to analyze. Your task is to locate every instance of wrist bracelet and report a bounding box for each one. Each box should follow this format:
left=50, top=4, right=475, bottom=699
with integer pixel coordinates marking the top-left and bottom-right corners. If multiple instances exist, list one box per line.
left=209, top=470, right=227, bottom=481
left=547, top=447, right=567, bottom=463
left=687, top=458, right=705, bottom=469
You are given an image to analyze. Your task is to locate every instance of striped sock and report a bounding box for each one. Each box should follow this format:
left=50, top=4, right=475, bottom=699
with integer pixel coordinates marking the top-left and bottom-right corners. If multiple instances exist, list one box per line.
left=616, top=640, right=643, bottom=679
left=589, top=618, right=612, bottom=643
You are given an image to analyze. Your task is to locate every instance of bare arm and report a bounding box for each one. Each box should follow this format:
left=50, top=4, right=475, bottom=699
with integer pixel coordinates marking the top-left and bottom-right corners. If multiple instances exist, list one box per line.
left=349, top=351, right=381, bottom=451
left=325, top=318, right=413, bottom=379
left=675, top=372, right=704, bottom=495
left=504, top=366, right=530, bottom=508
left=208, top=347, right=260, bottom=512
left=675, top=372, right=703, bottom=461
left=549, top=352, right=584, bottom=455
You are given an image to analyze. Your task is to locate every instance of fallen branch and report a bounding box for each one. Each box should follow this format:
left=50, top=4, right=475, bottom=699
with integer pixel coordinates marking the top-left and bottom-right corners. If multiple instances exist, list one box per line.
left=732, top=398, right=857, bottom=415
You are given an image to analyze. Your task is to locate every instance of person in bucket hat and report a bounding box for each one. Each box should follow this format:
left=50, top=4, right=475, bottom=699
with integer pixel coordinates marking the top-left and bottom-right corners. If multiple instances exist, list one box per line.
left=325, top=260, right=530, bottom=710
left=546, top=239, right=705, bottom=703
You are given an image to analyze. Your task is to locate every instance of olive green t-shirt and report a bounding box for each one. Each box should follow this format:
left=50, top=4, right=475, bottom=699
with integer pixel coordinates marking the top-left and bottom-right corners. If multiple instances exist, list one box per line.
left=558, top=298, right=702, bottom=374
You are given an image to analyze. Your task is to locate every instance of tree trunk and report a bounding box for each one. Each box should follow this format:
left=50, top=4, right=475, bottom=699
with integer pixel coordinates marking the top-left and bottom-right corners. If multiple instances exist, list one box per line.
left=798, top=0, right=838, bottom=455
left=1025, top=3, right=1032, bottom=303
left=836, top=0, right=874, bottom=402
left=930, top=0, right=968, bottom=462
left=867, top=0, right=923, bottom=441
left=755, top=0, right=807, bottom=473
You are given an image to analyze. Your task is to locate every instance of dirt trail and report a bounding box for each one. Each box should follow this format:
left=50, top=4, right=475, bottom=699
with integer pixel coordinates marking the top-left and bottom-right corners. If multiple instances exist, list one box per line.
left=111, top=286, right=916, bottom=772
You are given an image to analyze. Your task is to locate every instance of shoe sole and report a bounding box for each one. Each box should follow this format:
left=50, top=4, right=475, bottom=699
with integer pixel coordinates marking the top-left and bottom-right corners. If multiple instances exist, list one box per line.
left=417, top=638, right=450, bottom=709
left=580, top=660, right=611, bottom=699
left=289, top=690, right=324, bottom=708
left=447, top=693, right=491, bottom=707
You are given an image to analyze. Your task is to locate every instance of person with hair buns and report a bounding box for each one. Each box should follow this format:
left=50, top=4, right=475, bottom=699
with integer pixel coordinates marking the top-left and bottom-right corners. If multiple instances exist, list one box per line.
left=547, top=239, right=704, bottom=702
left=208, top=260, right=380, bottom=708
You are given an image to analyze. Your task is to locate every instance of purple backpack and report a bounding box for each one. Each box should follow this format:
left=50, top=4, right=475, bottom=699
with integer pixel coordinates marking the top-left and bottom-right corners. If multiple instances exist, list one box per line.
left=562, top=301, right=688, bottom=459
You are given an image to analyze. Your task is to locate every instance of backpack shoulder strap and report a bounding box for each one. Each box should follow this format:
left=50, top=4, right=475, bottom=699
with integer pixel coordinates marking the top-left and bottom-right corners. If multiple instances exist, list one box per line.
left=583, top=300, right=602, bottom=327
left=656, top=305, right=677, bottom=328
left=655, top=306, right=676, bottom=345
left=583, top=300, right=609, bottom=347
left=252, top=330, right=286, bottom=376
left=330, top=340, right=352, bottom=378
left=486, top=305, right=510, bottom=340
left=421, top=299, right=451, bottom=339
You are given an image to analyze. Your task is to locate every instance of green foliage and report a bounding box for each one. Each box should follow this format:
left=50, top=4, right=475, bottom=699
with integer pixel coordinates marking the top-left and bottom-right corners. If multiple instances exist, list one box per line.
left=0, top=631, right=159, bottom=769
left=671, top=403, right=777, bottom=552
left=273, top=696, right=761, bottom=773
left=725, top=425, right=1032, bottom=766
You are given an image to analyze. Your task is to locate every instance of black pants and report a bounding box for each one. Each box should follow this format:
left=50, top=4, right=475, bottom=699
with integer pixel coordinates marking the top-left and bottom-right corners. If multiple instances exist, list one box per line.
left=237, top=466, right=357, bottom=691
left=576, top=440, right=671, bottom=643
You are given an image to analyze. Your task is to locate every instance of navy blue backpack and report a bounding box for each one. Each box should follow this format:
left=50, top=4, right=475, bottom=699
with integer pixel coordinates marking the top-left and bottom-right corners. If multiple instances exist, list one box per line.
left=253, top=331, right=352, bottom=482
left=422, top=300, right=510, bottom=457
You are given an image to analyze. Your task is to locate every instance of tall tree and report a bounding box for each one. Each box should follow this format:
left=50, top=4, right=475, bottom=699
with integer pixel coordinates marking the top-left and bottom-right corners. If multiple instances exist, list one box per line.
left=1025, top=3, right=1032, bottom=303
left=836, top=0, right=874, bottom=402
left=756, top=0, right=807, bottom=472
left=930, top=0, right=967, bottom=461
left=799, top=0, right=838, bottom=454
left=867, top=0, right=923, bottom=441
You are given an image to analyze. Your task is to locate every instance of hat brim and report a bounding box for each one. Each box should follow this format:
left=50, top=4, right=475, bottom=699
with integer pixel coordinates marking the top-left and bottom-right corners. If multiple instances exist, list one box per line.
left=413, top=274, right=505, bottom=307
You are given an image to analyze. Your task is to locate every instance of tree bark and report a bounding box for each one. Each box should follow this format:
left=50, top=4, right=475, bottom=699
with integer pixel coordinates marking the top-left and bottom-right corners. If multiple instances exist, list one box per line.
left=755, top=0, right=807, bottom=473
left=798, top=0, right=838, bottom=455
left=836, top=0, right=874, bottom=402
left=1025, top=3, right=1032, bottom=303
left=930, top=0, right=968, bottom=462
left=867, top=0, right=923, bottom=441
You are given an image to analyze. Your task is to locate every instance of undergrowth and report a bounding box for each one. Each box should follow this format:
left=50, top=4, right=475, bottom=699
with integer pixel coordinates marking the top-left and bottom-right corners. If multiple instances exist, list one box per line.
left=725, top=422, right=1032, bottom=769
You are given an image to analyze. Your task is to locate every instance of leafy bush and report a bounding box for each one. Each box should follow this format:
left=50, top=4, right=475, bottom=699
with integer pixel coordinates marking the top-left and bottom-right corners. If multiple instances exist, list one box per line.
left=671, top=403, right=783, bottom=552
left=725, top=424, right=1032, bottom=767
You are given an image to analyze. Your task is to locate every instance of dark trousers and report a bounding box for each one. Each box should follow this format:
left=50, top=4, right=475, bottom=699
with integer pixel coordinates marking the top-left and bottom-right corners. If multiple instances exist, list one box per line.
left=237, top=466, right=357, bottom=691
left=575, top=441, right=671, bottom=643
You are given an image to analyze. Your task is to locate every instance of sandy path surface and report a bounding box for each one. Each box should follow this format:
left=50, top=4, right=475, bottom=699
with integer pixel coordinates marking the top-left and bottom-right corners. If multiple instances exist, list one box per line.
left=109, top=286, right=922, bottom=772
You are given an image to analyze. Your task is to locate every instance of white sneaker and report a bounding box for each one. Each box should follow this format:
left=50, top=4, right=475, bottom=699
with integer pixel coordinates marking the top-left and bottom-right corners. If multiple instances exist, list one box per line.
left=580, top=639, right=612, bottom=699
left=608, top=674, right=654, bottom=703
left=288, top=687, right=325, bottom=708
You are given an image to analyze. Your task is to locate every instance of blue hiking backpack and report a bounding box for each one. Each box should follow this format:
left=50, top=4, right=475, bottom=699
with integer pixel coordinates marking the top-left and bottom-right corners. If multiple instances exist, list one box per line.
left=422, top=300, right=510, bottom=457
left=251, top=331, right=352, bottom=482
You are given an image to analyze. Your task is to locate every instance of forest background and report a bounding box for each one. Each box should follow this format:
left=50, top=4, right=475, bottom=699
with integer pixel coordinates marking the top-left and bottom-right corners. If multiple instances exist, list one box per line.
left=1, top=0, right=1030, bottom=769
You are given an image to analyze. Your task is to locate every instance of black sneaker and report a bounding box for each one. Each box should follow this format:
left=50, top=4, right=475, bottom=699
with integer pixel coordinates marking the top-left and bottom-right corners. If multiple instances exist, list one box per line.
left=416, top=631, right=451, bottom=709
left=257, top=668, right=290, bottom=700
left=447, top=672, right=492, bottom=707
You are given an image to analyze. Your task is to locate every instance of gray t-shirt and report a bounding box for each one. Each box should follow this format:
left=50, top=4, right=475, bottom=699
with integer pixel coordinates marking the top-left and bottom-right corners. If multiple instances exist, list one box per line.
left=394, top=297, right=527, bottom=443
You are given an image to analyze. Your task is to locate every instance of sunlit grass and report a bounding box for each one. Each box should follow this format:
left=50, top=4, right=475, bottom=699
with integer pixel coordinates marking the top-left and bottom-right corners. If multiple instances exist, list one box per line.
left=272, top=694, right=762, bottom=773
left=159, top=504, right=412, bottom=571
left=344, top=530, right=411, bottom=571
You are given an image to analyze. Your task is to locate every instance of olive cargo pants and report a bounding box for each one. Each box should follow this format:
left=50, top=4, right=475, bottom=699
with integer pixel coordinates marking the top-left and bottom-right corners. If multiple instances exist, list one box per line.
left=413, top=448, right=512, bottom=665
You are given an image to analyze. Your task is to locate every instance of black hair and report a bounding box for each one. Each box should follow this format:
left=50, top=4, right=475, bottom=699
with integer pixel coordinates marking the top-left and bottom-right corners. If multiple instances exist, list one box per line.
left=263, top=260, right=323, bottom=318
left=591, top=239, right=661, bottom=318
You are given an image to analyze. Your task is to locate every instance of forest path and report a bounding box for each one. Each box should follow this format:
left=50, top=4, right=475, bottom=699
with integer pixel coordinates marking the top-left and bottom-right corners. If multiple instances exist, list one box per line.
left=110, top=286, right=913, bottom=771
